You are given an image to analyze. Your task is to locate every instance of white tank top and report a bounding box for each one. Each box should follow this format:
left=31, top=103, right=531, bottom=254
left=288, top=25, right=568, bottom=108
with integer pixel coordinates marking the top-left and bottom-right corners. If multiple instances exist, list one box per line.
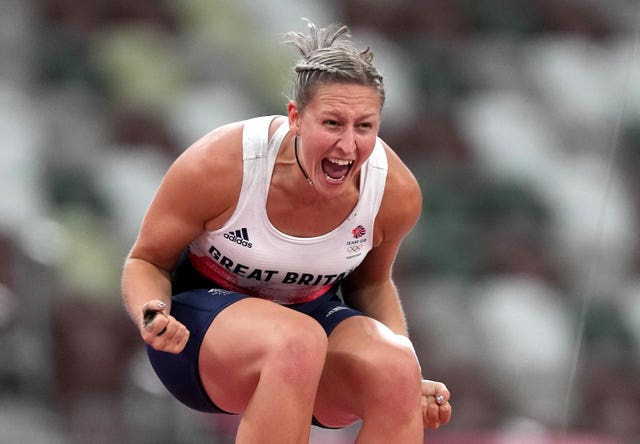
left=188, top=115, right=388, bottom=304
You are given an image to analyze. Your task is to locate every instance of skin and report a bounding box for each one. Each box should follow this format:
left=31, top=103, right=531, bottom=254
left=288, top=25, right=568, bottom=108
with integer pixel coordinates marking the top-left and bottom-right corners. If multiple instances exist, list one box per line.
left=122, top=82, right=451, bottom=443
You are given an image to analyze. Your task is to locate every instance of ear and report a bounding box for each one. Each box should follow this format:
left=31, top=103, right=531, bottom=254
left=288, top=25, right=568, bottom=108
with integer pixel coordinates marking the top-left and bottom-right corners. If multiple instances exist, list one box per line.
left=287, top=101, right=301, bottom=134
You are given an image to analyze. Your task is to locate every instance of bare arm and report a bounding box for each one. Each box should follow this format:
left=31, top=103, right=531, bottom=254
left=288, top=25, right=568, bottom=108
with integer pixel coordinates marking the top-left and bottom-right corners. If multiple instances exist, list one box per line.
left=341, top=143, right=422, bottom=336
left=343, top=145, right=452, bottom=428
left=121, top=122, right=244, bottom=350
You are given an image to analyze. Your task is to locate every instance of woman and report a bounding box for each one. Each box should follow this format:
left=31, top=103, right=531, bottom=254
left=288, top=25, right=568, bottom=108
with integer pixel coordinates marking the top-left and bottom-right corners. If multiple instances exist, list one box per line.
left=122, top=21, right=451, bottom=443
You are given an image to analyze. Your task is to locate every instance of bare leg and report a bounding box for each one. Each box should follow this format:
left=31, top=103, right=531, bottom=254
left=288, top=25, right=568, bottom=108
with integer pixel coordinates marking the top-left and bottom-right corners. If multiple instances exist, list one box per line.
left=198, top=298, right=328, bottom=444
left=313, top=317, right=424, bottom=443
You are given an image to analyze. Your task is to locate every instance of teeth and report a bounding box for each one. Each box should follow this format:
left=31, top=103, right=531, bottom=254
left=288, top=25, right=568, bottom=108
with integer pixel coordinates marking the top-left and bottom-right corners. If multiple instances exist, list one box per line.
left=328, top=158, right=353, bottom=166
left=325, top=173, right=346, bottom=183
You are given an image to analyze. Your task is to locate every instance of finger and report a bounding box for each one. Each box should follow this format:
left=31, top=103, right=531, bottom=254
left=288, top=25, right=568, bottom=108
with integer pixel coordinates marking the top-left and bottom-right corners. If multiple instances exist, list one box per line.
left=142, top=302, right=166, bottom=331
left=421, top=379, right=445, bottom=396
left=422, top=379, right=451, bottom=405
left=439, top=400, right=452, bottom=426
left=171, top=327, right=190, bottom=354
left=422, top=395, right=438, bottom=429
left=422, top=393, right=453, bottom=430
left=144, top=312, right=169, bottom=337
left=150, top=316, right=190, bottom=354
left=428, top=396, right=442, bottom=429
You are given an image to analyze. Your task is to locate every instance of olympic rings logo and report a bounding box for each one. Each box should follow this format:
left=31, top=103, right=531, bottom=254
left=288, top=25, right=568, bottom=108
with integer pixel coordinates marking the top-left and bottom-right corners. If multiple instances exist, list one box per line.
left=347, top=245, right=362, bottom=253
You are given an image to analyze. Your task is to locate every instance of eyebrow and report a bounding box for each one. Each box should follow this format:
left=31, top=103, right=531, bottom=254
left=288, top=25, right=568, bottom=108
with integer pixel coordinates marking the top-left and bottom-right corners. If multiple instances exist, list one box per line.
left=320, top=110, right=379, bottom=121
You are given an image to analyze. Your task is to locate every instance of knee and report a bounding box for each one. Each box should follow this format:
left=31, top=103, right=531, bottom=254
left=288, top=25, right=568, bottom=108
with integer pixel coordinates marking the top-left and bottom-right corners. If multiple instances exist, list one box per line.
left=363, top=338, right=422, bottom=411
left=265, top=315, right=328, bottom=384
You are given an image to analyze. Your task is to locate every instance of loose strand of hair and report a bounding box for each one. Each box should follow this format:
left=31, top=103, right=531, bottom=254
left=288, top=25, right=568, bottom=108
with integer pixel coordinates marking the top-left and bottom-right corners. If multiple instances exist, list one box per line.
left=283, top=19, right=351, bottom=58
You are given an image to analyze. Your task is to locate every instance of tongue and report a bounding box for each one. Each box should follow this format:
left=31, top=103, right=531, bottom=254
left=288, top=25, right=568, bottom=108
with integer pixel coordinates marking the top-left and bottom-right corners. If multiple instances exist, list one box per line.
left=322, top=158, right=349, bottom=179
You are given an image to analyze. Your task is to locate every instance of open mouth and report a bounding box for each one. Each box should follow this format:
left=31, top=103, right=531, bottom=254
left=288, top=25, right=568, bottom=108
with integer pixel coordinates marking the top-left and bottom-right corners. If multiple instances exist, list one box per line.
left=322, top=158, right=353, bottom=183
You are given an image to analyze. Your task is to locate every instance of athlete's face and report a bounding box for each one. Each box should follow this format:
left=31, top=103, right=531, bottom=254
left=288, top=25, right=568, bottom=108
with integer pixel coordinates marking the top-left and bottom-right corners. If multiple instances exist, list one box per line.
left=288, top=83, right=382, bottom=194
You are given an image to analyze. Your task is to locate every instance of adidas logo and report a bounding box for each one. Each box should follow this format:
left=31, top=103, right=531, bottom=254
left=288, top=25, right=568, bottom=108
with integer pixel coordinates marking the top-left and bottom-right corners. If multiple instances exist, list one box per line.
left=223, top=228, right=253, bottom=248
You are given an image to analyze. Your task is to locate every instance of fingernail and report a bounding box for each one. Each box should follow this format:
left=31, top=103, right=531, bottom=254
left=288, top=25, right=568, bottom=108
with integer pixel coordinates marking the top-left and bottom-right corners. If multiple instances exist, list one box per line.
left=157, top=302, right=166, bottom=309
left=436, top=394, right=445, bottom=405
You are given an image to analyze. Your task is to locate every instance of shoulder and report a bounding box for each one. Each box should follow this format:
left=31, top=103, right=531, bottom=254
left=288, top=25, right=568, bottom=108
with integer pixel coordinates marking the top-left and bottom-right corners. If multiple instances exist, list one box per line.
left=382, top=142, right=421, bottom=198
left=173, top=114, right=288, bottom=187
left=157, top=118, right=252, bottom=229
left=268, top=115, right=289, bottom=140
left=172, top=115, right=282, bottom=176
left=181, top=115, right=286, bottom=164
left=374, top=140, right=422, bottom=244
left=177, top=120, right=245, bottom=170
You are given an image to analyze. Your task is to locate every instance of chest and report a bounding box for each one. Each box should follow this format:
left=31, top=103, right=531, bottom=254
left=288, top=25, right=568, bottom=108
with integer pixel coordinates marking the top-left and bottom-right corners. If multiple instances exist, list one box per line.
left=265, top=187, right=359, bottom=238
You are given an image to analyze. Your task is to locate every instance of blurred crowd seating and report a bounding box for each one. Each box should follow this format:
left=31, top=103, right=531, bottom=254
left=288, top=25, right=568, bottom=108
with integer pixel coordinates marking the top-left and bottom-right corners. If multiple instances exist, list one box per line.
left=1, top=0, right=639, bottom=442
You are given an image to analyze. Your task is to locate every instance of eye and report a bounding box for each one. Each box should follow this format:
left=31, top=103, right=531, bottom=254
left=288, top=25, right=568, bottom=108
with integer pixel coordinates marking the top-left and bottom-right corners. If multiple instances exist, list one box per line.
left=324, top=119, right=339, bottom=127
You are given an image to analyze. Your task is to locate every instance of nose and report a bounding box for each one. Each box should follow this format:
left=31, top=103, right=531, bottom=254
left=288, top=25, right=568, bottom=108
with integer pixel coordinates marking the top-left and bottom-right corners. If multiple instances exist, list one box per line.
left=338, top=128, right=357, bottom=154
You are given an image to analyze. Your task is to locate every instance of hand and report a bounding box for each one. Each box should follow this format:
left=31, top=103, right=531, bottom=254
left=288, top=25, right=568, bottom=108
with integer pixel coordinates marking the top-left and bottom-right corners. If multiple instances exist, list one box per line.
left=140, top=300, right=190, bottom=354
left=421, top=379, right=451, bottom=429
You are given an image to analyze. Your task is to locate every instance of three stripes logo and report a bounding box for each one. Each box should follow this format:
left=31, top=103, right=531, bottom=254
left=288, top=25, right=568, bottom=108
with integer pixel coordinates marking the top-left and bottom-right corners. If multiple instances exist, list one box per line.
left=224, top=228, right=253, bottom=248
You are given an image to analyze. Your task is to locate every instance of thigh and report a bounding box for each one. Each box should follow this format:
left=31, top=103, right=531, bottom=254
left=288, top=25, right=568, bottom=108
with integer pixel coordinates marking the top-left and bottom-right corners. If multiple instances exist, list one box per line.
left=198, top=295, right=327, bottom=414
left=312, top=316, right=421, bottom=428
left=146, top=288, right=249, bottom=413
left=297, top=288, right=364, bottom=336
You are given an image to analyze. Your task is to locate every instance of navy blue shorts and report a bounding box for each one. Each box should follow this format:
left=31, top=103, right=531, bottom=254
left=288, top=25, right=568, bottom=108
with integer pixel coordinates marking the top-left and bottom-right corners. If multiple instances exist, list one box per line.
left=146, top=253, right=363, bottom=426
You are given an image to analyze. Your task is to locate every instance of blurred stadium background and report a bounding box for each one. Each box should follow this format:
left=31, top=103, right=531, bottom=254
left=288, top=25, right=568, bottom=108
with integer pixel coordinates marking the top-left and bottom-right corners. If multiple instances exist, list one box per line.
left=1, top=0, right=639, bottom=442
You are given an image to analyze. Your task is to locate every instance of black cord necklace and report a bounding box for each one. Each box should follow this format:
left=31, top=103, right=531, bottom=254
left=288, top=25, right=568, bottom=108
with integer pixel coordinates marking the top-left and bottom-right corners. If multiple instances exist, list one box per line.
left=294, top=136, right=314, bottom=186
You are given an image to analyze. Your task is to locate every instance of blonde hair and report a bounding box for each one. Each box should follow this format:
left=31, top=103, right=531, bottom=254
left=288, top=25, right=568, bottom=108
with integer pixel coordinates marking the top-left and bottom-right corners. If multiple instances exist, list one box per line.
left=284, top=20, right=385, bottom=112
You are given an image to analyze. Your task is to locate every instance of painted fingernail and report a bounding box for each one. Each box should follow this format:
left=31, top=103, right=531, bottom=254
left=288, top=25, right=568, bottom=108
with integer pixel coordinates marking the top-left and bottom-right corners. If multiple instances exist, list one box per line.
left=436, top=394, right=445, bottom=405
left=157, top=301, right=166, bottom=309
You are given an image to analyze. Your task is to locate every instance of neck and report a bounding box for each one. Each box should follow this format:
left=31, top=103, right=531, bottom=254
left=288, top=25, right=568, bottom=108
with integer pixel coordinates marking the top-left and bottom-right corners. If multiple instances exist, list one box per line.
left=294, top=136, right=314, bottom=186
